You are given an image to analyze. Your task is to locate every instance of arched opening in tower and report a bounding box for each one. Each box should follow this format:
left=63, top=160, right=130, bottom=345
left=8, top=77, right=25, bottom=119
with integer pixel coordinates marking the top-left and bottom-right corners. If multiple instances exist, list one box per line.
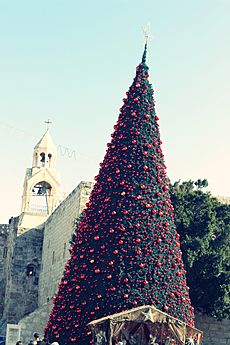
left=40, top=152, right=46, bottom=166
left=30, top=181, right=52, bottom=214
left=48, top=153, right=52, bottom=168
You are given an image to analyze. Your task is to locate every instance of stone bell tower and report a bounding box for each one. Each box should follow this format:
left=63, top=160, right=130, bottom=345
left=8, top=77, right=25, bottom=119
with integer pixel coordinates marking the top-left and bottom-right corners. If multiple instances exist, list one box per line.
left=18, top=129, right=60, bottom=235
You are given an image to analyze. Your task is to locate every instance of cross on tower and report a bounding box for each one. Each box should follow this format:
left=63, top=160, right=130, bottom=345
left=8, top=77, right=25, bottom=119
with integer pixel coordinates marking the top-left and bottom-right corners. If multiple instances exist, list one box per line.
left=45, top=119, right=52, bottom=130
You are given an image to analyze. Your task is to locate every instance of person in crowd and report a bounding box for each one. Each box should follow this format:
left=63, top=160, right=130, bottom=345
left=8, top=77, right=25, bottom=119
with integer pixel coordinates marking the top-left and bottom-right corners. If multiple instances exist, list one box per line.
left=16, top=341, right=23, bottom=345
left=33, top=333, right=40, bottom=345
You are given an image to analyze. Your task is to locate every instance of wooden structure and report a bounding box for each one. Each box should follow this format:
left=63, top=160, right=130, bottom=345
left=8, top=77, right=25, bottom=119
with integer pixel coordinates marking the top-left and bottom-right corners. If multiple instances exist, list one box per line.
left=88, top=305, right=203, bottom=345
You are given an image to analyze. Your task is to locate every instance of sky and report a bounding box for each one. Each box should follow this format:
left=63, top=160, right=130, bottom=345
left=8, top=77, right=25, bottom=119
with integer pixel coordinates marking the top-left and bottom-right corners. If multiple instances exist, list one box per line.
left=0, top=0, right=229, bottom=223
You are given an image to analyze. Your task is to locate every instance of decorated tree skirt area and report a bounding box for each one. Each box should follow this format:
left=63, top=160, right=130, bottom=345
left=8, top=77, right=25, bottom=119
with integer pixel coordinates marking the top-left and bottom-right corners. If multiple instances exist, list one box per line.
left=89, top=306, right=203, bottom=345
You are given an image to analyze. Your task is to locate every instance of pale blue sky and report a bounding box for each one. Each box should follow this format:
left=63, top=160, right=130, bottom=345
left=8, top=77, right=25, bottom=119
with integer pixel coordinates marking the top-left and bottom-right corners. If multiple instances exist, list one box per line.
left=0, top=0, right=230, bottom=222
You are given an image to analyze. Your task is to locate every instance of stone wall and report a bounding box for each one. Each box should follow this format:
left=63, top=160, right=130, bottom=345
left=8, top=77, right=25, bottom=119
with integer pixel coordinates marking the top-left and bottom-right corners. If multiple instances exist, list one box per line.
left=0, top=217, right=18, bottom=331
left=0, top=224, right=9, bottom=318
left=2, top=224, right=44, bottom=330
left=18, top=302, right=53, bottom=344
left=16, top=181, right=93, bottom=343
left=195, top=314, right=230, bottom=345
left=38, top=181, right=93, bottom=306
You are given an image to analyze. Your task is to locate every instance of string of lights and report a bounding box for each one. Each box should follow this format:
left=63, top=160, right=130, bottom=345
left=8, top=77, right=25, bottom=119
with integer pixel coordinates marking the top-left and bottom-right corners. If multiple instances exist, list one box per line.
left=0, top=121, right=78, bottom=161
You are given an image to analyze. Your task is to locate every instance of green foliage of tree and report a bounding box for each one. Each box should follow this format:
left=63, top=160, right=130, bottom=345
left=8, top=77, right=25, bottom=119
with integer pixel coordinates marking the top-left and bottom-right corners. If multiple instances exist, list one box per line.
left=170, top=180, right=230, bottom=319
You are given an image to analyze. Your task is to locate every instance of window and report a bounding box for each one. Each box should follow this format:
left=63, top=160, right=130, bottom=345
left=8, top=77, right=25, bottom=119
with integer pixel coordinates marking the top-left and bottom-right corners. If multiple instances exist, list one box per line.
left=63, top=243, right=66, bottom=258
left=52, top=251, right=55, bottom=265
left=48, top=153, right=52, bottom=167
left=26, top=264, right=35, bottom=277
left=35, top=153, right=38, bottom=166
left=40, top=152, right=45, bottom=163
left=3, top=247, right=8, bottom=258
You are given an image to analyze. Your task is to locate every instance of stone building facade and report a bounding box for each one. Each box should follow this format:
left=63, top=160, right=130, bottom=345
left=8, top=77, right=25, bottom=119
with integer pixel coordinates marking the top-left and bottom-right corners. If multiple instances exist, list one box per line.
left=2, top=225, right=44, bottom=327
left=17, top=181, right=93, bottom=343
left=0, top=181, right=93, bottom=338
left=0, top=224, right=11, bottom=319
left=0, top=218, right=18, bottom=324
left=39, top=181, right=93, bottom=306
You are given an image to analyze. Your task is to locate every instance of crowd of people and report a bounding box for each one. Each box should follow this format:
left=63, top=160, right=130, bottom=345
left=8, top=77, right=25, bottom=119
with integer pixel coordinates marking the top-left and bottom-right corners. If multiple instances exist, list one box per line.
left=15, top=332, right=59, bottom=345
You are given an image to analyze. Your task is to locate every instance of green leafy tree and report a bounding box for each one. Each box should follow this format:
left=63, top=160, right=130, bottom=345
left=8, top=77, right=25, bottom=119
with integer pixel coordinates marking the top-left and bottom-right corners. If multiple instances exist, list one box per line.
left=170, top=180, right=230, bottom=319
left=194, top=179, right=208, bottom=190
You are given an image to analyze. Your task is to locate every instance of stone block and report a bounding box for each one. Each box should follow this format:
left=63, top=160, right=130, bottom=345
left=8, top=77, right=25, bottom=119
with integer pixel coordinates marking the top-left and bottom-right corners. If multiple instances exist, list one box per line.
left=209, top=323, right=221, bottom=331
left=198, top=322, right=210, bottom=331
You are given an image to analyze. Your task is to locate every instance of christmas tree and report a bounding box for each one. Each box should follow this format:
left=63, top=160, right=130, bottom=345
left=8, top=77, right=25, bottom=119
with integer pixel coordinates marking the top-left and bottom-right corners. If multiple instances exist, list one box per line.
left=45, top=44, right=195, bottom=345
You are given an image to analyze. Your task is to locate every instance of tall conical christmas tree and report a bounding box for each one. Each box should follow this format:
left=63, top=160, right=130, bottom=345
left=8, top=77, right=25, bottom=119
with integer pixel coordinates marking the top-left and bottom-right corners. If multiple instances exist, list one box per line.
left=45, top=45, right=195, bottom=344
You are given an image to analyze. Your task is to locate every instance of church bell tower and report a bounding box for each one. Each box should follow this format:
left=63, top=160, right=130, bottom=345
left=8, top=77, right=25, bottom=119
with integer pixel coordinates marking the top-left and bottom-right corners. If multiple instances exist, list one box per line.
left=18, top=128, right=60, bottom=235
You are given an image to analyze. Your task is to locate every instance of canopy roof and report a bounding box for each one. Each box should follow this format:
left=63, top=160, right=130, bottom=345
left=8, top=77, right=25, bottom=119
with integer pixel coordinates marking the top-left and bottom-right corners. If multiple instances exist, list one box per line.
left=88, top=305, right=203, bottom=344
